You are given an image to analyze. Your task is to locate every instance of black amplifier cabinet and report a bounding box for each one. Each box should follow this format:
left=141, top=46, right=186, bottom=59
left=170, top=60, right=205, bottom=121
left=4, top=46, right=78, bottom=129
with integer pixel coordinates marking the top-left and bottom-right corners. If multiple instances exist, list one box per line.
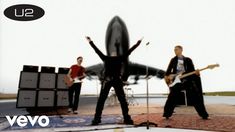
left=23, top=65, right=39, bottom=72
left=41, top=66, right=55, bottom=73
left=58, top=67, right=69, bottom=74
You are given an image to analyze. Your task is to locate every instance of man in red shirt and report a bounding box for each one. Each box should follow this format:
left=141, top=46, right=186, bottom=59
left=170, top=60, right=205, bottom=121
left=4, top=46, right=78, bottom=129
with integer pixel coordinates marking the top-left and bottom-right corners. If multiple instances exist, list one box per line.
left=67, top=56, right=85, bottom=114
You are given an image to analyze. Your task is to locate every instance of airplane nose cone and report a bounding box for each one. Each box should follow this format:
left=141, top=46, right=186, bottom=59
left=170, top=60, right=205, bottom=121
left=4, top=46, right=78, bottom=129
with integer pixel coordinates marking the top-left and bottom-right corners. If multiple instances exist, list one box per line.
left=112, top=16, right=121, bottom=21
left=110, top=16, right=123, bottom=25
left=105, top=16, right=129, bottom=56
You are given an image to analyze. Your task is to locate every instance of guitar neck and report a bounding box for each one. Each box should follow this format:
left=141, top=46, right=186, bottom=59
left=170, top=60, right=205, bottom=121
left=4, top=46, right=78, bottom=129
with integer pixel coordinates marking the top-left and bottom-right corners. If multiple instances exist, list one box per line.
left=180, top=67, right=208, bottom=79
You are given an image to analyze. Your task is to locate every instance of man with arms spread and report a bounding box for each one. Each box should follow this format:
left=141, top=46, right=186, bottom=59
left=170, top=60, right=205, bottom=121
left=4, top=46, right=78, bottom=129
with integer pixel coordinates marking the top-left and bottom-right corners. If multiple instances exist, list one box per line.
left=85, top=36, right=142, bottom=125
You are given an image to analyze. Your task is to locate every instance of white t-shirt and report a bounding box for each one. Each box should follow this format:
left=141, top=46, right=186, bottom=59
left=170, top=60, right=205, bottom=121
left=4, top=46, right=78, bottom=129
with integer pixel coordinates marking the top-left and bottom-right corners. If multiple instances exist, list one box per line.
left=177, top=58, right=185, bottom=73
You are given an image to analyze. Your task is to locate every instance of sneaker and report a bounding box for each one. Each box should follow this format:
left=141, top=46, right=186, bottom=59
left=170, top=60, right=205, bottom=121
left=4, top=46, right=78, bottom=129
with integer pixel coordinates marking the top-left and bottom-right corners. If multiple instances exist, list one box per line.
left=163, top=113, right=171, bottom=120
left=124, top=119, right=134, bottom=125
left=67, top=108, right=72, bottom=113
left=73, top=110, right=78, bottom=114
left=91, top=119, right=101, bottom=125
left=163, top=115, right=170, bottom=120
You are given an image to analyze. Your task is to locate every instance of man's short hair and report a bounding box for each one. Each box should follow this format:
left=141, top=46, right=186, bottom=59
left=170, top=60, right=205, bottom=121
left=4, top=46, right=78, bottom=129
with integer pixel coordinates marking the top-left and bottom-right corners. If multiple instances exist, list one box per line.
left=175, top=45, right=183, bottom=50
left=77, top=56, right=83, bottom=60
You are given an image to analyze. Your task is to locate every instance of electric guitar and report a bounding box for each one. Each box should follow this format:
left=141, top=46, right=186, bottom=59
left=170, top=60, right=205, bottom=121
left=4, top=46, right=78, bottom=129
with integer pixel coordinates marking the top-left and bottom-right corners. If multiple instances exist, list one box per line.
left=64, top=75, right=85, bottom=87
left=165, top=64, right=219, bottom=88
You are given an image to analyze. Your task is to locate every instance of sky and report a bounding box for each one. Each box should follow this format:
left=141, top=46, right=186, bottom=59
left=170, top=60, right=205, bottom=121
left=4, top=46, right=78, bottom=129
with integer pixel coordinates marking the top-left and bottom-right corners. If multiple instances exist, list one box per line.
left=0, top=0, right=235, bottom=94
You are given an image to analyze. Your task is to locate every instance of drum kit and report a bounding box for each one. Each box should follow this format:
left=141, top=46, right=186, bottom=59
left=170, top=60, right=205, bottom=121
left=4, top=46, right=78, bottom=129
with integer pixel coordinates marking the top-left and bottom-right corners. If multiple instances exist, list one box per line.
left=107, top=86, right=138, bottom=106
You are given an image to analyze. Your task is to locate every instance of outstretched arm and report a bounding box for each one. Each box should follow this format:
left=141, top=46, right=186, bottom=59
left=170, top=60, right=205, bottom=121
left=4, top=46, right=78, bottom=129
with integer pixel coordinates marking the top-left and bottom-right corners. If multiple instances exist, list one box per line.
left=85, top=36, right=105, bottom=60
left=124, top=37, right=143, bottom=57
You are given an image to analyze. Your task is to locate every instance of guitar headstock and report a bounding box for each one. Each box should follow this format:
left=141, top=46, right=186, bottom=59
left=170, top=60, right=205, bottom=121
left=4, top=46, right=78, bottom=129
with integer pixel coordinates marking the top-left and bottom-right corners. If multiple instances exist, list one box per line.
left=207, top=64, right=220, bottom=69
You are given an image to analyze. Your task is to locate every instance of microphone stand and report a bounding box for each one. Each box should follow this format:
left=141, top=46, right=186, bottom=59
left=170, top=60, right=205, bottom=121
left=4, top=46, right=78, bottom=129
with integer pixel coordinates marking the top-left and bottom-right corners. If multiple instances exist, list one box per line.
left=136, top=42, right=158, bottom=129
left=146, top=64, right=150, bottom=129
left=96, top=77, right=99, bottom=100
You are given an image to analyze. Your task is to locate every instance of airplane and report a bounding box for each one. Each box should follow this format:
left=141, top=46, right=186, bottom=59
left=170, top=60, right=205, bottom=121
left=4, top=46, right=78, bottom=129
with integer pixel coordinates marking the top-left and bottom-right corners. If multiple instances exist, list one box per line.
left=85, top=16, right=165, bottom=84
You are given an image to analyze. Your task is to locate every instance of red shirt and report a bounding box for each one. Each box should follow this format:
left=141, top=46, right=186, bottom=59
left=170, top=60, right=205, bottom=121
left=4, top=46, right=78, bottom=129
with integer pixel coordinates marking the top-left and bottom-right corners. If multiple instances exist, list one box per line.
left=70, top=65, right=85, bottom=79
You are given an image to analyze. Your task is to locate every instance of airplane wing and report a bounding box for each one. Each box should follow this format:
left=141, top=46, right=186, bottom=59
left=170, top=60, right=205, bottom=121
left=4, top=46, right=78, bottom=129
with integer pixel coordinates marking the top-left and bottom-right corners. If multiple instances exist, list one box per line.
left=85, top=63, right=104, bottom=79
left=85, top=62, right=165, bottom=80
left=128, top=62, right=165, bottom=79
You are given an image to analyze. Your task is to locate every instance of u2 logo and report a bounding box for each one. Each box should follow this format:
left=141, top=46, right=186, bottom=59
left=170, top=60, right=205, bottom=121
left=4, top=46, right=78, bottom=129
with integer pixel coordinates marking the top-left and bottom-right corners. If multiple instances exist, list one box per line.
left=4, top=4, right=45, bottom=21
left=15, top=8, right=34, bottom=17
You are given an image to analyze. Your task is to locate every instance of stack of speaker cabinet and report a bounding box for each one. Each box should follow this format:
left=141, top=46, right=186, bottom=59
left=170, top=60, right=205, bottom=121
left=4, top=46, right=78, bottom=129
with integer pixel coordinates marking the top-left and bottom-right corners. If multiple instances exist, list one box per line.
left=17, top=65, right=70, bottom=108
left=38, top=66, right=56, bottom=107
left=17, top=65, right=39, bottom=108
left=56, top=67, right=70, bottom=107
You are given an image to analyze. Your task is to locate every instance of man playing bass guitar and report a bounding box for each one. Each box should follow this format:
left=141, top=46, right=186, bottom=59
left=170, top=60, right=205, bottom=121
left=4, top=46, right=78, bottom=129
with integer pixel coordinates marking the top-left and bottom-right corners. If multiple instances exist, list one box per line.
left=163, top=45, right=209, bottom=120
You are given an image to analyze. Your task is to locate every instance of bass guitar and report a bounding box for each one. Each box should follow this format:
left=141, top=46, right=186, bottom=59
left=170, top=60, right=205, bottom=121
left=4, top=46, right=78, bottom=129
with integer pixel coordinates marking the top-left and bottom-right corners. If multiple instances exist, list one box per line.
left=165, top=64, right=219, bottom=88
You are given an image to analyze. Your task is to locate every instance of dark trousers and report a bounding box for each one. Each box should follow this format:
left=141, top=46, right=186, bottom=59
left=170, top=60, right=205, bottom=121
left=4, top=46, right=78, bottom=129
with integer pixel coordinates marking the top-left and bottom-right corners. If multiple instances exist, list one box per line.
left=94, top=79, right=131, bottom=120
left=68, top=83, right=82, bottom=111
left=163, top=82, right=208, bottom=118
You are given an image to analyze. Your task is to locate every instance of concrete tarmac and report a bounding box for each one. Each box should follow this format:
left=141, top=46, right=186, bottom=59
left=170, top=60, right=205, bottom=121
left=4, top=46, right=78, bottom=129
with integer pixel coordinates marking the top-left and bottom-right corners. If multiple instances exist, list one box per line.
left=1, top=95, right=235, bottom=131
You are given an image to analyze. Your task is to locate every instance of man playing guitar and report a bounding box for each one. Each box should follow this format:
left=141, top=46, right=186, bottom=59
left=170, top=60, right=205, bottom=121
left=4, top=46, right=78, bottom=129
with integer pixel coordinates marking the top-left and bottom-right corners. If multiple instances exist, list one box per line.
left=66, top=56, right=85, bottom=114
left=163, top=45, right=209, bottom=120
